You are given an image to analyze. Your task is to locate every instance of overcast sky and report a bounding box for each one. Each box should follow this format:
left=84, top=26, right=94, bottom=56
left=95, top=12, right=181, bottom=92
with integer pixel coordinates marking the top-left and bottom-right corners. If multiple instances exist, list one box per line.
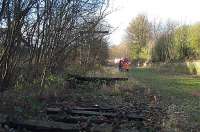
left=107, top=0, right=200, bottom=45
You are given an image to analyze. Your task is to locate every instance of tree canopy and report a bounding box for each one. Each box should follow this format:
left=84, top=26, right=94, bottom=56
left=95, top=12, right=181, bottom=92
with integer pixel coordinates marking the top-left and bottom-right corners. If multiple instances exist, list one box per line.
left=124, top=14, right=200, bottom=63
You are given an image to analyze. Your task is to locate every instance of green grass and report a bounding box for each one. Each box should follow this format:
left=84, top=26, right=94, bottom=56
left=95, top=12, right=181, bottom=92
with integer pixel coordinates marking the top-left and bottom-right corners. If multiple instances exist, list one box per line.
left=129, top=68, right=200, bottom=123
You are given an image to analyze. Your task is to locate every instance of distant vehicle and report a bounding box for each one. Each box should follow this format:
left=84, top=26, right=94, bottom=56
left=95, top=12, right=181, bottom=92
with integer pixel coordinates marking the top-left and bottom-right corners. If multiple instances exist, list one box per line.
left=118, top=58, right=130, bottom=72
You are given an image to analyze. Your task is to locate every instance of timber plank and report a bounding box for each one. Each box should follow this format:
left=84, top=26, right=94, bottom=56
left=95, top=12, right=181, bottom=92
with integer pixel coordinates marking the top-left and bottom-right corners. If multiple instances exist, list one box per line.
left=75, top=76, right=128, bottom=81
left=46, top=108, right=144, bottom=121
left=8, top=119, right=81, bottom=132
left=68, top=74, right=128, bottom=82
left=49, top=115, right=112, bottom=124
left=0, top=114, right=81, bottom=132
left=72, top=107, right=114, bottom=112
left=69, top=110, right=117, bottom=117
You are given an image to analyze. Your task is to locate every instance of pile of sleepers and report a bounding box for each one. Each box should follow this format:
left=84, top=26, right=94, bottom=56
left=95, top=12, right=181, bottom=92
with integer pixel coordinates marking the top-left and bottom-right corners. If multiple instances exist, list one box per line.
left=0, top=104, right=165, bottom=132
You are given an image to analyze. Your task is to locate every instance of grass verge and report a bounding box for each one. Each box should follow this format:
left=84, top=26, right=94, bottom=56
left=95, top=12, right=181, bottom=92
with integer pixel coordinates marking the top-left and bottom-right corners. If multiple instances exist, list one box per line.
left=129, top=68, right=200, bottom=126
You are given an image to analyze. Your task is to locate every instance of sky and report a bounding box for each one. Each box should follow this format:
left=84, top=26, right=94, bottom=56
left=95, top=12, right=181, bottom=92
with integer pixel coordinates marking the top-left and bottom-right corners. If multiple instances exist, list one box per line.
left=107, top=0, right=200, bottom=45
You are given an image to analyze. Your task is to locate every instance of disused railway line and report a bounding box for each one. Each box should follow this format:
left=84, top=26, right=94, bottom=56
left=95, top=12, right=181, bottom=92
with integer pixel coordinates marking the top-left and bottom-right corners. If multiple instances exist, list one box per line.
left=0, top=104, right=165, bottom=132
left=67, top=74, right=128, bottom=88
left=0, top=76, right=165, bottom=132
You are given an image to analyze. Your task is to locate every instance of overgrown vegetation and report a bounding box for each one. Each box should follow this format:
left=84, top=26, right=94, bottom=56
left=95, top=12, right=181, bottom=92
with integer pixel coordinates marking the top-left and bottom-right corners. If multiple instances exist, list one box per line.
left=0, top=0, right=110, bottom=92
left=1, top=1, right=200, bottom=131
left=130, top=68, right=200, bottom=131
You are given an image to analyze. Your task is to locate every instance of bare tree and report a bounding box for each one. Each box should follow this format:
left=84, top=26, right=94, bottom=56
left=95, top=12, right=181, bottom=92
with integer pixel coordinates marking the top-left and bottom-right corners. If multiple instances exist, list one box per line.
left=0, top=0, right=110, bottom=92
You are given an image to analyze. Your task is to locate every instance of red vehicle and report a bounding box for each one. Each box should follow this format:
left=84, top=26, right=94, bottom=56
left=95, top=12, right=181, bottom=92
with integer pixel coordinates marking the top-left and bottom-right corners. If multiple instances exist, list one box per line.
left=118, top=58, right=130, bottom=72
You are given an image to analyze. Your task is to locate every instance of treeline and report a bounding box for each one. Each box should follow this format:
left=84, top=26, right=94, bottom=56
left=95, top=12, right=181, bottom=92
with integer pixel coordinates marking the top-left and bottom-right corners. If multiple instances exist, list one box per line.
left=125, top=14, right=200, bottom=63
left=109, top=43, right=130, bottom=59
left=0, top=0, right=110, bottom=91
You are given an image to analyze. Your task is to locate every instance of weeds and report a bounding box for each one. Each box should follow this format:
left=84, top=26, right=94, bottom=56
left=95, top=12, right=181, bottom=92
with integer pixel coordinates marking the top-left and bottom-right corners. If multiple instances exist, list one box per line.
left=130, top=68, right=200, bottom=130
